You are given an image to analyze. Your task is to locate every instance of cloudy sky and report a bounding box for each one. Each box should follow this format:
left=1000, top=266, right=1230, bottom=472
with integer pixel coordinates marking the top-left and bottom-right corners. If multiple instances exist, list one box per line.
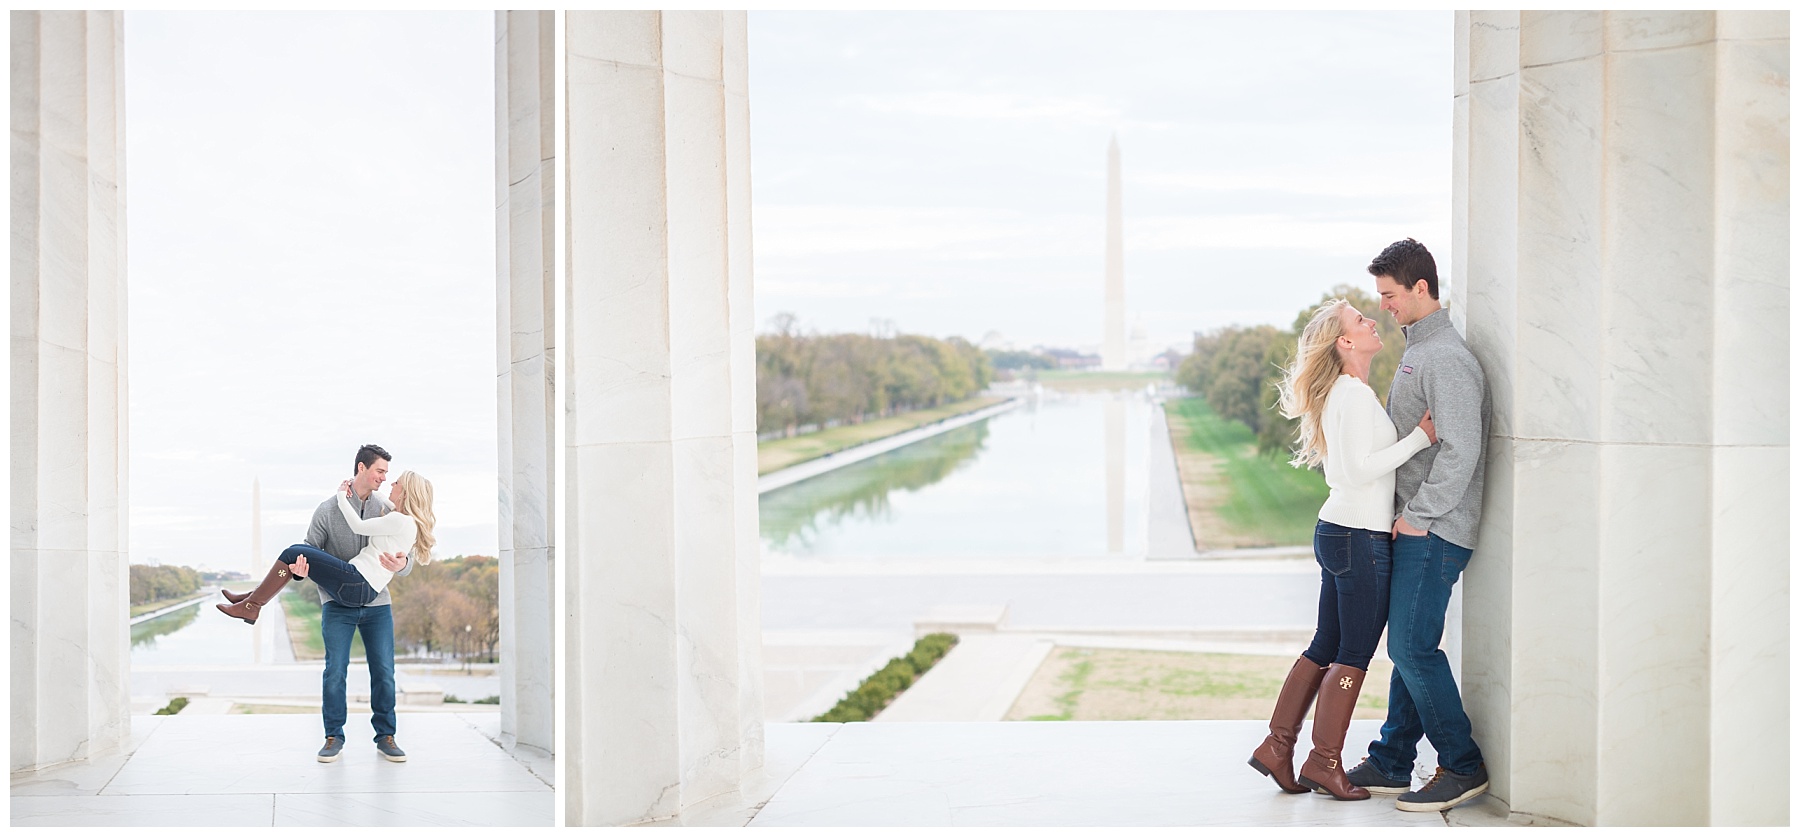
left=123, top=11, right=1452, bottom=569
left=748, top=11, right=1454, bottom=352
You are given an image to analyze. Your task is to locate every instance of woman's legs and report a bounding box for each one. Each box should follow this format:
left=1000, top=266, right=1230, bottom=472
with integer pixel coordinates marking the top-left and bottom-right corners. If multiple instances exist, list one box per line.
left=1298, top=526, right=1392, bottom=800
left=1250, top=520, right=1344, bottom=792
left=276, top=544, right=377, bottom=607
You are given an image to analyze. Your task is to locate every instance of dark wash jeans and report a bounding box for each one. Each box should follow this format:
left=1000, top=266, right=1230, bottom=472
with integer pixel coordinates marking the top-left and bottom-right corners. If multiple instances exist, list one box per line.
left=279, top=544, right=378, bottom=607
left=1364, top=532, right=1485, bottom=778
left=320, top=599, right=397, bottom=742
left=1302, top=520, right=1392, bottom=671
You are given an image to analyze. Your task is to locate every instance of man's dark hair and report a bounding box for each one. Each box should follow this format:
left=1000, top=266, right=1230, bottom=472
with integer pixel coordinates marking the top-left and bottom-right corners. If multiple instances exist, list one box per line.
left=354, top=444, right=392, bottom=475
left=1367, top=238, right=1439, bottom=300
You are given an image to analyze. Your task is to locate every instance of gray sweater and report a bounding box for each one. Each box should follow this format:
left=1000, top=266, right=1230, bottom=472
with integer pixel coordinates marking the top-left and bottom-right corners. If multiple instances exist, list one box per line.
left=303, top=490, right=413, bottom=607
left=1385, top=308, right=1490, bottom=550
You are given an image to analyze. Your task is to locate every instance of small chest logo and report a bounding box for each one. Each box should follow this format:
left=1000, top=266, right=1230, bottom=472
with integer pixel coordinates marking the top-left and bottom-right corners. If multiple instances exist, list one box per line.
left=1401, top=365, right=1414, bottom=374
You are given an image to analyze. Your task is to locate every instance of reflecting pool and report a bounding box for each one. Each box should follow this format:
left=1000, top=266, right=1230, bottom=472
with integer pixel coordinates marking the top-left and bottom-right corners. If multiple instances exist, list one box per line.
left=131, top=594, right=287, bottom=666
left=760, top=393, right=1150, bottom=560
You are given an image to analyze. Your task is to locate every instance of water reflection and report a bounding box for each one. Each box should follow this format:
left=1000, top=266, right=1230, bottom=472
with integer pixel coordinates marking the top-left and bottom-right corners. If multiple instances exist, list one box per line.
left=761, top=421, right=990, bottom=549
left=760, top=393, right=1149, bottom=560
left=132, top=603, right=198, bottom=648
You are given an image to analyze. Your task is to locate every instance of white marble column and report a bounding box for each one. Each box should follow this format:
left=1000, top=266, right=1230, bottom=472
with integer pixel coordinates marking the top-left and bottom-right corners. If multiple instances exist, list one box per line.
left=1456, top=11, right=1788, bottom=826
left=563, top=11, right=763, bottom=825
left=10, top=10, right=130, bottom=773
left=495, top=9, right=556, bottom=757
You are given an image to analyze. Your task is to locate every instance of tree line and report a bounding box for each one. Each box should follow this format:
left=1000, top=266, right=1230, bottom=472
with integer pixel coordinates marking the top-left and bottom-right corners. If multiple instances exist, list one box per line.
left=1177, top=284, right=1405, bottom=459
left=756, top=314, right=993, bottom=435
left=130, top=564, right=201, bottom=606
left=394, top=554, right=499, bottom=662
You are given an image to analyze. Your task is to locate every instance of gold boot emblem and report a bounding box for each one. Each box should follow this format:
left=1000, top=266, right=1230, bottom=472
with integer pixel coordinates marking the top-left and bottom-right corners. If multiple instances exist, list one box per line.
left=1339, top=676, right=1354, bottom=690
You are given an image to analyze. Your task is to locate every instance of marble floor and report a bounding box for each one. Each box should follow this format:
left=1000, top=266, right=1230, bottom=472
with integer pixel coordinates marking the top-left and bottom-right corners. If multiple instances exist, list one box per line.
left=11, top=713, right=553, bottom=827
left=683, top=720, right=1475, bottom=827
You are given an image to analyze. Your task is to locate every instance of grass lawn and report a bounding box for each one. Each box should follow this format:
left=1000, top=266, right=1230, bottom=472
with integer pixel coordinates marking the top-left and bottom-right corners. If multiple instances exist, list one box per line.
left=1165, top=397, right=1327, bottom=549
left=280, top=585, right=365, bottom=661
left=1006, top=647, right=1393, bottom=721
left=130, top=592, right=208, bottom=618
left=757, top=396, right=1007, bottom=475
left=1033, top=370, right=1171, bottom=392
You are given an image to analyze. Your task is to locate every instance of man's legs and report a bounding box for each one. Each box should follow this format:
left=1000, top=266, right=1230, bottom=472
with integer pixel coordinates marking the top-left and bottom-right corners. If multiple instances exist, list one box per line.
left=360, top=604, right=398, bottom=741
left=1368, top=533, right=1483, bottom=776
left=320, top=600, right=355, bottom=740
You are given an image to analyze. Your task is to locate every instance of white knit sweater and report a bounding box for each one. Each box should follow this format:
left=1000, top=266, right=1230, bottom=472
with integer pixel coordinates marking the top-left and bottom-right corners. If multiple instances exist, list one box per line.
left=1318, top=375, right=1431, bottom=532
left=336, top=492, right=416, bottom=594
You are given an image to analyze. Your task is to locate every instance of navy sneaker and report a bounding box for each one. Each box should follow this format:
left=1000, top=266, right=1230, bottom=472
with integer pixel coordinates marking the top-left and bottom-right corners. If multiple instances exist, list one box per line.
left=1396, top=763, right=1489, bottom=812
left=1346, top=757, right=1410, bottom=795
left=375, top=735, right=408, bottom=763
left=316, top=736, right=344, bottom=763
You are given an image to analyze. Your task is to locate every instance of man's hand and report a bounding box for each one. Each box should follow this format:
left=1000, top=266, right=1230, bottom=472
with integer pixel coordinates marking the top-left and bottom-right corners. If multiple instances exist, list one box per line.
left=1392, top=516, right=1428, bottom=538
left=377, top=551, right=407, bottom=572
left=291, top=555, right=310, bottom=579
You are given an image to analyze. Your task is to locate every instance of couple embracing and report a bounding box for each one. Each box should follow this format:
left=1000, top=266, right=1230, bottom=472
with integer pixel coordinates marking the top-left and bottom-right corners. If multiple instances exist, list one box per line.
left=216, top=443, right=438, bottom=764
left=1247, top=238, right=1491, bottom=814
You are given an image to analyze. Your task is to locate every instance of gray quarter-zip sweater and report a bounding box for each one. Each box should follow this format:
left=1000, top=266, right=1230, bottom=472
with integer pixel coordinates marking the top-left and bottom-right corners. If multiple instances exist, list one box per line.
left=304, top=490, right=412, bottom=607
left=1385, top=308, right=1490, bottom=550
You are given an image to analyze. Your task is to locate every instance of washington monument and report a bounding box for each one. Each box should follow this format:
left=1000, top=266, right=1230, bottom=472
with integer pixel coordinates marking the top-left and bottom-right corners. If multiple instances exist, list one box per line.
left=1102, top=134, right=1126, bottom=371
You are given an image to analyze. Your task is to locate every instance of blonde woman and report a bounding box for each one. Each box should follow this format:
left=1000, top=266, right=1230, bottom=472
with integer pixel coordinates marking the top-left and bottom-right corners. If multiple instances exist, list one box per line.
left=219, top=471, right=437, bottom=621
left=1247, top=300, right=1435, bottom=801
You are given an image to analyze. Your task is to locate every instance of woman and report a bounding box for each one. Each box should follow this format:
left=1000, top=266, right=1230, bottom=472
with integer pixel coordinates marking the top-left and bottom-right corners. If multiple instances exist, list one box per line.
left=1247, top=300, right=1435, bottom=801
left=219, top=471, right=437, bottom=624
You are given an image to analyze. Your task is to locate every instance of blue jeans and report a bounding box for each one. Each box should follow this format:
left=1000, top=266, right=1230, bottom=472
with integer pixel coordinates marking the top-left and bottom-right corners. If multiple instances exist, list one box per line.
left=280, top=544, right=378, bottom=607
left=320, top=599, right=397, bottom=742
left=1364, top=532, right=1484, bottom=778
left=1302, top=520, right=1392, bottom=670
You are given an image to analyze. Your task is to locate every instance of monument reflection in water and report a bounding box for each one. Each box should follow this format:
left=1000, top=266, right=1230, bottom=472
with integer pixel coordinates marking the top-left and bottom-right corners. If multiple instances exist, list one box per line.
left=130, top=598, right=285, bottom=667
left=759, top=392, right=1150, bottom=560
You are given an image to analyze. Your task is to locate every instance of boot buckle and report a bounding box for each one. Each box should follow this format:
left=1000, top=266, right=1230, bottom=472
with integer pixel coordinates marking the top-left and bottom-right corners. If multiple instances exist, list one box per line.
left=1326, top=759, right=1337, bottom=769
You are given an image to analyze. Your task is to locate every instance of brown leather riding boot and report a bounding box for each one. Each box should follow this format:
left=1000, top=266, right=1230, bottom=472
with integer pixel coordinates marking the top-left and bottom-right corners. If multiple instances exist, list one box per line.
left=219, top=589, right=249, bottom=604
left=1297, top=663, right=1370, bottom=800
left=216, top=560, right=294, bottom=625
left=1248, top=656, right=1327, bottom=793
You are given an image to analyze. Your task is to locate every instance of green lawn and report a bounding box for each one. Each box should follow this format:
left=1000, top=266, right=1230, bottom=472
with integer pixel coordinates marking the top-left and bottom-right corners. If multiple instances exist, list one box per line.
left=757, top=396, right=1007, bottom=475
left=1166, top=397, right=1327, bottom=547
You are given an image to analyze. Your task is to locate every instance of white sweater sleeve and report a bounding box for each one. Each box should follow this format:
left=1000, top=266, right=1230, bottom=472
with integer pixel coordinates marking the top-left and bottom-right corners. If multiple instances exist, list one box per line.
left=1329, top=384, right=1432, bottom=487
left=337, top=492, right=415, bottom=537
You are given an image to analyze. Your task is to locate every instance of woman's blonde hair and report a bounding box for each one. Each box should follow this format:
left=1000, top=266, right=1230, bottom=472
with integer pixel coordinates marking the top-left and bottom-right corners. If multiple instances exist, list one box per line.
left=1276, top=299, right=1350, bottom=469
left=394, top=471, right=437, bottom=566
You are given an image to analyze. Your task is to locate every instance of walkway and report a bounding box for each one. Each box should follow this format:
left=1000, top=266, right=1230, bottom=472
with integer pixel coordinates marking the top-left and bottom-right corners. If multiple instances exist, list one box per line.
left=11, top=713, right=552, bottom=827
left=678, top=721, right=1513, bottom=827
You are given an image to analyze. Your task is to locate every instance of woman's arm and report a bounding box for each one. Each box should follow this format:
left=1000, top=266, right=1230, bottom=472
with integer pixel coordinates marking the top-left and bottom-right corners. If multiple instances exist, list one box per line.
left=1330, top=386, right=1432, bottom=486
left=336, top=492, right=414, bottom=537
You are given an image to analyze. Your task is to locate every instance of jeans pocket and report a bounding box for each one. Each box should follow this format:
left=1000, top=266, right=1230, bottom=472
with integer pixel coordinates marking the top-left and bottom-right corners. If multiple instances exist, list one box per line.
left=336, top=582, right=369, bottom=606
left=1315, top=530, right=1353, bottom=577
left=1437, top=540, right=1472, bottom=585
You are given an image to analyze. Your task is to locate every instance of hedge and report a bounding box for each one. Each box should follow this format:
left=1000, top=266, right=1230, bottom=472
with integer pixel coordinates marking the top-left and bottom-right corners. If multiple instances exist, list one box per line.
left=813, top=633, right=959, bottom=723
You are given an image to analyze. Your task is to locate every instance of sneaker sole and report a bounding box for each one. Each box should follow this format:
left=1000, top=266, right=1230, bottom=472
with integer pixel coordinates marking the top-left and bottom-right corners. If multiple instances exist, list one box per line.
left=1394, top=781, right=1489, bottom=812
left=317, top=752, right=341, bottom=763
left=1360, top=784, right=1409, bottom=795
left=379, top=752, right=408, bottom=763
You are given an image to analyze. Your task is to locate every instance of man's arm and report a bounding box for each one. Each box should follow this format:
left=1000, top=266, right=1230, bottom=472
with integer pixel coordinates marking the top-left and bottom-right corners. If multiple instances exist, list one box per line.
left=304, top=499, right=332, bottom=550
left=1399, top=351, right=1486, bottom=533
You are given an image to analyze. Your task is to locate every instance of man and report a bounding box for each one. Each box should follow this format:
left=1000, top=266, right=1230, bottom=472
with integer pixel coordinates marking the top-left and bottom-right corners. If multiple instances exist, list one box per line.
left=305, top=443, right=413, bottom=764
left=1344, top=239, right=1492, bottom=812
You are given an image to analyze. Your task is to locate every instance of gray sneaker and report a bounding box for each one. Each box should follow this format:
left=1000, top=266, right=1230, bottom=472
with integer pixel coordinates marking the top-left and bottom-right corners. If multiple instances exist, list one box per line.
left=375, top=735, right=408, bottom=763
left=316, top=736, right=344, bottom=763
left=1346, top=758, right=1410, bottom=795
left=1395, top=763, right=1489, bottom=812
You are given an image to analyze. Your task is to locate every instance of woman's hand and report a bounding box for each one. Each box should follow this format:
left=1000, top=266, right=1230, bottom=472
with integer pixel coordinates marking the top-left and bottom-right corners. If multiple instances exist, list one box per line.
left=377, top=551, right=407, bottom=572
left=291, top=554, right=309, bottom=579
left=1418, top=409, right=1437, bottom=444
left=339, top=479, right=354, bottom=497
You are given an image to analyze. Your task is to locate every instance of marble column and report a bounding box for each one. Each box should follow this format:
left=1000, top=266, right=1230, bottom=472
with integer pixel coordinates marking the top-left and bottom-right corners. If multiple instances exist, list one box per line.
left=563, top=11, right=763, bottom=826
left=1455, top=11, right=1788, bottom=826
left=495, top=10, right=557, bottom=756
left=1102, top=135, right=1126, bottom=371
left=10, top=10, right=130, bottom=773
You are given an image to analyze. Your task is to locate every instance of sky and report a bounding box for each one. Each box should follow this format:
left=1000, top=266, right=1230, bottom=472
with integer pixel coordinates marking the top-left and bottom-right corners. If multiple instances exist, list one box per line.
left=747, top=11, right=1455, bottom=354
left=121, top=11, right=1453, bottom=569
